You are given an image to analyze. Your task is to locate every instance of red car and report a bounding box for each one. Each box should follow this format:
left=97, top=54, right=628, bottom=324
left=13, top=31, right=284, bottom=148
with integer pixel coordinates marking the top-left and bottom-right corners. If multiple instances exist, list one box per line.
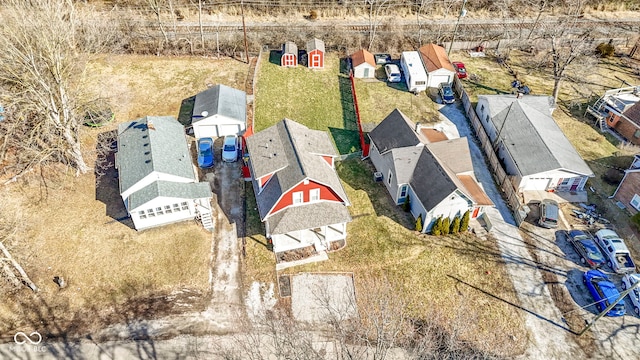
left=452, top=61, right=467, bottom=79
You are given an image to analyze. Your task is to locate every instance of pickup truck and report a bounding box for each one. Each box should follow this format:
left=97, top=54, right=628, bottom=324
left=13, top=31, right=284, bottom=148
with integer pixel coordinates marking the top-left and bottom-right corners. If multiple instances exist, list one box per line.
left=594, top=229, right=636, bottom=274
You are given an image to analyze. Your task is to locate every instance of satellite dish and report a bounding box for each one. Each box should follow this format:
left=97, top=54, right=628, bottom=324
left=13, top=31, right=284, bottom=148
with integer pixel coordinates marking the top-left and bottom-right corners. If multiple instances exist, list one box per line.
left=201, top=111, right=209, bottom=117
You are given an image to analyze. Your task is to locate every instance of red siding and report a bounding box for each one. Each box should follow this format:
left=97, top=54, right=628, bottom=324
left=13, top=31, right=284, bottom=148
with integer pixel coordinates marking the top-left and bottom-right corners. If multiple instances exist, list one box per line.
left=308, top=49, right=324, bottom=69
left=321, top=155, right=334, bottom=168
left=259, top=173, right=273, bottom=188
left=268, top=179, right=343, bottom=215
left=281, top=53, right=297, bottom=67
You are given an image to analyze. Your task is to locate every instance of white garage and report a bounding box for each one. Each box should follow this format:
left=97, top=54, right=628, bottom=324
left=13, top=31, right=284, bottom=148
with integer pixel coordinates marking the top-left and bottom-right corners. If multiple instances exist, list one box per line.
left=188, top=84, right=247, bottom=139
left=418, top=44, right=456, bottom=88
left=428, top=72, right=454, bottom=88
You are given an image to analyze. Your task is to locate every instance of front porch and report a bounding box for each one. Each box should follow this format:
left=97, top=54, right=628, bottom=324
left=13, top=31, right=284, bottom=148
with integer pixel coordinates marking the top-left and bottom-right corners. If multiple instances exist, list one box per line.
left=271, top=223, right=347, bottom=254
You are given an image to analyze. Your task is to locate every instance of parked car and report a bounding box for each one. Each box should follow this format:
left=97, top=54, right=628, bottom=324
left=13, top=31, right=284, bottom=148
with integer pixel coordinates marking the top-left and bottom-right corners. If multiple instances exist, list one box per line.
left=384, top=64, right=402, bottom=83
left=197, top=137, right=214, bottom=168
left=374, top=53, right=391, bottom=65
left=452, top=61, right=467, bottom=79
left=222, top=134, right=239, bottom=162
left=567, top=230, right=606, bottom=268
left=594, top=229, right=636, bottom=273
left=583, top=269, right=626, bottom=317
left=538, top=199, right=559, bottom=229
left=622, top=273, right=640, bottom=316
left=439, top=83, right=455, bottom=104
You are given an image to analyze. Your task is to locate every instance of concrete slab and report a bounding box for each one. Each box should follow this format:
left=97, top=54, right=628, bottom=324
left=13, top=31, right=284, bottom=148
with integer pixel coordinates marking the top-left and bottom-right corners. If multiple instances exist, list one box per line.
left=522, top=190, right=588, bottom=204
left=290, top=273, right=358, bottom=324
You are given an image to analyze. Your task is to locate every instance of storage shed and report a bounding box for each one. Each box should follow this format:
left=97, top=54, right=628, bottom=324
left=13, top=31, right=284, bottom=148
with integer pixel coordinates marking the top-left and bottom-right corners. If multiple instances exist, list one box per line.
left=418, top=44, right=456, bottom=88
left=281, top=41, right=298, bottom=67
left=306, top=38, right=325, bottom=69
left=351, top=49, right=376, bottom=78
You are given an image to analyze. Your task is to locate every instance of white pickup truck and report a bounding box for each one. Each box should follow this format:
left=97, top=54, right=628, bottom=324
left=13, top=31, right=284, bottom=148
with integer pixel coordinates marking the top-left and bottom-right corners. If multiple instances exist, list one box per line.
left=594, top=229, right=636, bottom=274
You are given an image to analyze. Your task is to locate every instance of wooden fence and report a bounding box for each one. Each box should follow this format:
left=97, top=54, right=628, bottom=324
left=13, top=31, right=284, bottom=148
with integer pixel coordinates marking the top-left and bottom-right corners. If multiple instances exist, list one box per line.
left=453, top=77, right=525, bottom=226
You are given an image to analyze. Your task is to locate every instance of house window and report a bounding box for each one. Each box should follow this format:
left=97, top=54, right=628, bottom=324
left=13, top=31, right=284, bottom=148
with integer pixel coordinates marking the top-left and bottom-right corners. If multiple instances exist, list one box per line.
left=560, top=178, right=570, bottom=186
left=173, top=203, right=181, bottom=212
left=138, top=211, right=147, bottom=219
left=156, top=206, right=163, bottom=215
left=630, top=194, right=640, bottom=211
left=147, top=209, right=156, bottom=217
left=634, top=130, right=640, bottom=139
left=400, top=185, right=408, bottom=198
left=181, top=201, right=189, bottom=210
left=387, top=170, right=393, bottom=185
left=416, top=81, right=426, bottom=85
left=292, top=191, right=303, bottom=204
left=164, top=205, right=172, bottom=214
left=310, top=188, right=320, bottom=202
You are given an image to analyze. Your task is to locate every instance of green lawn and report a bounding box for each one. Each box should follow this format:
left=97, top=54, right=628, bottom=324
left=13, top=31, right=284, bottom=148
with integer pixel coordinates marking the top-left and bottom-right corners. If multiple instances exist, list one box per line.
left=355, top=66, right=441, bottom=127
left=243, top=158, right=527, bottom=357
left=254, top=52, right=359, bottom=154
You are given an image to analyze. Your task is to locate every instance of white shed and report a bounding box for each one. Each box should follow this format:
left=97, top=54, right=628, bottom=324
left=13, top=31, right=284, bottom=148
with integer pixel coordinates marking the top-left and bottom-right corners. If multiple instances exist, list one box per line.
left=351, top=49, right=376, bottom=79
left=418, top=44, right=456, bottom=88
left=189, top=84, right=247, bottom=139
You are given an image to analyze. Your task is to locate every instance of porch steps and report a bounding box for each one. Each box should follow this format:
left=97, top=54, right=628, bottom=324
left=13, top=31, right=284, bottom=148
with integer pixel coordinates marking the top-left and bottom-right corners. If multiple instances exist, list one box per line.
left=197, top=209, right=214, bottom=231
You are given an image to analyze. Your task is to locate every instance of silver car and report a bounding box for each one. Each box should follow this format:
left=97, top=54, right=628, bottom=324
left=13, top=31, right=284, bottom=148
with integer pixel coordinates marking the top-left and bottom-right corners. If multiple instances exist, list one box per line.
left=622, top=273, right=640, bottom=316
left=222, top=134, right=239, bottom=162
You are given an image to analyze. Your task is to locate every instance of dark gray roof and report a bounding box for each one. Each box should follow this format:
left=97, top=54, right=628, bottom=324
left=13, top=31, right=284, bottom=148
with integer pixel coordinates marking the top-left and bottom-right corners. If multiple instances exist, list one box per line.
left=306, top=38, right=325, bottom=53
left=117, top=116, right=196, bottom=195
left=192, top=84, right=246, bottom=124
left=410, top=148, right=458, bottom=211
left=482, top=95, right=593, bottom=177
left=283, top=41, right=298, bottom=55
left=129, top=181, right=212, bottom=211
left=266, top=202, right=351, bottom=235
left=368, top=109, right=427, bottom=154
left=246, top=119, right=349, bottom=222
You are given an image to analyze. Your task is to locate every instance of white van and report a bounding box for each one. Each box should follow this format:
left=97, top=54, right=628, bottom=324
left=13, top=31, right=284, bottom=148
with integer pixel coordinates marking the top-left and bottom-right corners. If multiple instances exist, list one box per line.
left=384, top=64, right=401, bottom=83
left=400, top=51, right=428, bottom=94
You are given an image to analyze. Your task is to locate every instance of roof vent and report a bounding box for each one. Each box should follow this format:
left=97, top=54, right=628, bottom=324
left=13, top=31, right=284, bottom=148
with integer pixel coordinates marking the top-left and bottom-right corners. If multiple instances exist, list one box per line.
left=201, top=111, right=209, bottom=117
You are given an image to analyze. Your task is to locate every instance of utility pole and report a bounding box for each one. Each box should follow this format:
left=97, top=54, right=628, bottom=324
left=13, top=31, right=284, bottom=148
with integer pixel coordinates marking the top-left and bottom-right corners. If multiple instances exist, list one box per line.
left=241, top=0, right=249, bottom=63
left=577, top=276, right=640, bottom=336
left=448, top=0, right=468, bottom=56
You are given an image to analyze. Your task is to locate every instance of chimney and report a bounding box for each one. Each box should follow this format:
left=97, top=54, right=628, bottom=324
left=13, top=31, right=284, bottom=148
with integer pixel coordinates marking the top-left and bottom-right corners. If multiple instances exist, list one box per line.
left=415, top=122, right=421, bottom=132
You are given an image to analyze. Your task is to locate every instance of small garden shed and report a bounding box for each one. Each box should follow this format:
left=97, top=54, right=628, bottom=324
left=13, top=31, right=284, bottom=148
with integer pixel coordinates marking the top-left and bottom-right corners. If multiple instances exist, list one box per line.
left=351, top=49, right=376, bottom=79
left=281, top=41, right=298, bottom=67
left=306, top=38, right=325, bottom=69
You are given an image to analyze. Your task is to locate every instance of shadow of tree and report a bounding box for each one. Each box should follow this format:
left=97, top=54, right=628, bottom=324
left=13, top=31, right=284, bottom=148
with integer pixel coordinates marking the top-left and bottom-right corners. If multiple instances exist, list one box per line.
left=94, top=130, right=132, bottom=228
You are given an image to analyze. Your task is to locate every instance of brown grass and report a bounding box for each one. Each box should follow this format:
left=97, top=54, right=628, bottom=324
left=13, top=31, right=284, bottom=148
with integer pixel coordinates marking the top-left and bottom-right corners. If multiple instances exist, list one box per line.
left=0, top=54, right=250, bottom=337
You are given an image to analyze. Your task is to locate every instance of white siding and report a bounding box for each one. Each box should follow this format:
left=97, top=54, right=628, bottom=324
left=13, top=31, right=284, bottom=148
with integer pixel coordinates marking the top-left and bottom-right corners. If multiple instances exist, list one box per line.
left=353, top=63, right=376, bottom=78
left=400, top=51, right=428, bottom=93
left=193, top=114, right=246, bottom=139
left=427, top=68, right=455, bottom=88
left=130, top=197, right=199, bottom=230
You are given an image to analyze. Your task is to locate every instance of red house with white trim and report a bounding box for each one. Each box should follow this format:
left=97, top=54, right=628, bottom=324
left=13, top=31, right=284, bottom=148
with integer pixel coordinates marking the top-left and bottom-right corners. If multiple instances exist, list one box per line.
left=306, top=38, right=325, bottom=69
left=245, top=119, right=351, bottom=260
left=281, top=41, right=298, bottom=67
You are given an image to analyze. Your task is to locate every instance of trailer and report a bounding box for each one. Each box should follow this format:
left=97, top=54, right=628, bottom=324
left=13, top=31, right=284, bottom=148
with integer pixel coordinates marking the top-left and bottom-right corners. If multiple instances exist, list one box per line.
left=400, top=51, right=428, bottom=94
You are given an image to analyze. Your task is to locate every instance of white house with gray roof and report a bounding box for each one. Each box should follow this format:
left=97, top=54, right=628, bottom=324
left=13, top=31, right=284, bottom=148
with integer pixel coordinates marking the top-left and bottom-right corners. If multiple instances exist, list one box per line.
left=187, top=84, right=247, bottom=139
left=368, top=109, right=493, bottom=232
left=115, top=116, right=214, bottom=231
left=245, top=119, right=351, bottom=259
left=476, top=95, right=594, bottom=196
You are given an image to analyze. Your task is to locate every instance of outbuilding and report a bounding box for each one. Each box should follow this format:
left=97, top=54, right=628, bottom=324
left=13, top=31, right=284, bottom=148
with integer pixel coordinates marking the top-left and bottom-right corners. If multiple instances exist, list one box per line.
left=281, top=41, right=298, bottom=67
left=187, top=84, right=247, bottom=139
left=306, top=38, right=325, bottom=69
left=351, top=49, right=376, bottom=79
left=400, top=51, right=428, bottom=94
left=418, top=44, right=456, bottom=88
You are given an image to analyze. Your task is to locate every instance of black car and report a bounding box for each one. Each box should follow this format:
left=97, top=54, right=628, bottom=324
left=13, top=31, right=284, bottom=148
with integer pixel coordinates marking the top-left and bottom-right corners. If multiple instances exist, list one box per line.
left=567, top=230, right=606, bottom=268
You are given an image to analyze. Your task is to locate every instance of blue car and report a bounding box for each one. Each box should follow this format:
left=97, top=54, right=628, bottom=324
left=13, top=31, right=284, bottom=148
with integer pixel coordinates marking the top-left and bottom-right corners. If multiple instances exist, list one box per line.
left=439, top=83, right=455, bottom=104
left=583, top=270, right=626, bottom=317
left=567, top=230, right=606, bottom=268
left=197, top=137, right=214, bottom=168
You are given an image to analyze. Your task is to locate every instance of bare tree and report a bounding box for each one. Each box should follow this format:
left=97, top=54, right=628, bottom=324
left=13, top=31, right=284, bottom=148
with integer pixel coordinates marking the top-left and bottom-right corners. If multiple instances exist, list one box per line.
left=366, top=0, right=390, bottom=51
left=0, top=0, right=92, bottom=175
left=539, top=13, right=593, bottom=102
left=146, top=0, right=170, bottom=46
left=415, top=0, right=435, bottom=46
left=190, top=0, right=206, bottom=50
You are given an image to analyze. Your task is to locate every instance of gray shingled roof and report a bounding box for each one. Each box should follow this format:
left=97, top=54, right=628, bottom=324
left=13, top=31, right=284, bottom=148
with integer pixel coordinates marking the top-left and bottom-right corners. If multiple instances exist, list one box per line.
left=129, top=181, right=212, bottom=211
left=306, top=38, right=325, bottom=53
left=482, top=95, right=593, bottom=177
left=390, top=147, right=422, bottom=185
left=117, top=116, right=196, bottom=195
left=410, top=148, right=459, bottom=211
left=191, top=84, right=246, bottom=124
left=266, top=202, right=351, bottom=235
left=246, top=119, right=349, bottom=226
left=368, top=109, right=427, bottom=154
left=283, top=41, right=298, bottom=55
